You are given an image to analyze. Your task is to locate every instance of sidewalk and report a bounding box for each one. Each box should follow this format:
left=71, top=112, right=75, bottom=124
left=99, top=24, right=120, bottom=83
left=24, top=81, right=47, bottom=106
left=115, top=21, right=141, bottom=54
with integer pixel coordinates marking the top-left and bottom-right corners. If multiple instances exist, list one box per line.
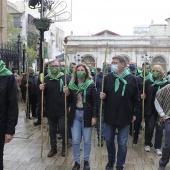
left=3, top=102, right=170, bottom=170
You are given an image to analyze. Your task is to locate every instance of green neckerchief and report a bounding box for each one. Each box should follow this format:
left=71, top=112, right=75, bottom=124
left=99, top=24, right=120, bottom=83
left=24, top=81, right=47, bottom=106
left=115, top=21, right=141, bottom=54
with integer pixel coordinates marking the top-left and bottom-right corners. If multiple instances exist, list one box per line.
left=139, top=72, right=152, bottom=80
left=68, top=79, right=93, bottom=103
left=0, top=60, right=12, bottom=76
left=113, top=69, right=130, bottom=96
left=135, top=68, right=142, bottom=76
left=48, top=72, right=64, bottom=92
left=67, top=69, right=72, bottom=76
left=150, top=76, right=167, bottom=90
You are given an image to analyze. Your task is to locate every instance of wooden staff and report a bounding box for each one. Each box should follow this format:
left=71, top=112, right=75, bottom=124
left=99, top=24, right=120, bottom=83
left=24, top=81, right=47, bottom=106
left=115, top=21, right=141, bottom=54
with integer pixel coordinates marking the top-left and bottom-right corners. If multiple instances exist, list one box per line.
left=141, top=60, right=146, bottom=158
left=99, top=43, right=108, bottom=170
left=40, top=58, right=45, bottom=158
left=64, top=52, right=68, bottom=170
left=25, top=60, right=30, bottom=120
left=94, top=57, right=98, bottom=147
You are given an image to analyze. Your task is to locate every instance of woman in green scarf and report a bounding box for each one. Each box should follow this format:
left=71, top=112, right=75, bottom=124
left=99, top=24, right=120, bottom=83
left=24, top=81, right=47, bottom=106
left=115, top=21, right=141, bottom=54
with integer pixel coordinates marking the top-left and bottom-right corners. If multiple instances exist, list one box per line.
left=63, top=63, right=98, bottom=170
left=143, top=65, right=169, bottom=156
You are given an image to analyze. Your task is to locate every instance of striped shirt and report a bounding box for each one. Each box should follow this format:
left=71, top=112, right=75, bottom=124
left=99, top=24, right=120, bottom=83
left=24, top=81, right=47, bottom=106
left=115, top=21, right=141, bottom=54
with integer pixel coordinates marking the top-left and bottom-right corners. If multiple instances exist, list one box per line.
left=154, top=84, right=170, bottom=119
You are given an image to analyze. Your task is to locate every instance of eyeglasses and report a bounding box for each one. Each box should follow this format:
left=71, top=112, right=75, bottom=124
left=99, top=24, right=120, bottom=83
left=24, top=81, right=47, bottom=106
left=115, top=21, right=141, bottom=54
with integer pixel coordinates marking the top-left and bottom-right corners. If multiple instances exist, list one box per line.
left=50, top=65, right=59, bottom=68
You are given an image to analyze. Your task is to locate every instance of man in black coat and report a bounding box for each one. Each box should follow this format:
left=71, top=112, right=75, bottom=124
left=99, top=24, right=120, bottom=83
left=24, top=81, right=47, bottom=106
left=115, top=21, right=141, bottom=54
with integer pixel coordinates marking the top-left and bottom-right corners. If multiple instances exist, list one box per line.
left=39, top=60, right=69, bottom=157
left=21, top=67, right=38, bottom=118
left=100, top=56, right=140, bottom=170
left=0, top=60, right=18, bottom=170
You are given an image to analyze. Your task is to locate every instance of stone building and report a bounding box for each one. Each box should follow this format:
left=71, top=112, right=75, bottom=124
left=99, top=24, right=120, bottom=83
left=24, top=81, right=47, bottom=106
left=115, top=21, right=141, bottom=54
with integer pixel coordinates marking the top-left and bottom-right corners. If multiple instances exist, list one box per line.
left=0, top=0, right=7, bottom=43
left=64, top=18, right=170, bottom=71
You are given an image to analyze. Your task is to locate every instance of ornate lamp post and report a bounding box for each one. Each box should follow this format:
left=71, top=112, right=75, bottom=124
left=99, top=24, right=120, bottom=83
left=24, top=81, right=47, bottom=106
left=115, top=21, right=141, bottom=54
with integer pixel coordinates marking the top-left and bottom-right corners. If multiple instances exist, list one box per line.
left=17, top=34, right=21, bottom=75
left=74, top=54, right=82, bottom=64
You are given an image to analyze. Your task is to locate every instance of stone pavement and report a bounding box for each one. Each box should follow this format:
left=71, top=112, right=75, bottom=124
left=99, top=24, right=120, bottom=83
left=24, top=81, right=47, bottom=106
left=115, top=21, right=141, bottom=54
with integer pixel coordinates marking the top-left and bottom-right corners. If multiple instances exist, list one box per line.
left=3, top=102, right=170, bottom=170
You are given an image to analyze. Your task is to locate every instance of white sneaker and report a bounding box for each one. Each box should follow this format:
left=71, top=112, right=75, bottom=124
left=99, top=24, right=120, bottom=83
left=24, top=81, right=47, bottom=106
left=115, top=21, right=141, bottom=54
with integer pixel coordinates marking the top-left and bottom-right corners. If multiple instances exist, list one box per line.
left=155, top=149, right=162, bottom=156
left=145, top=145, right=151, bottom=152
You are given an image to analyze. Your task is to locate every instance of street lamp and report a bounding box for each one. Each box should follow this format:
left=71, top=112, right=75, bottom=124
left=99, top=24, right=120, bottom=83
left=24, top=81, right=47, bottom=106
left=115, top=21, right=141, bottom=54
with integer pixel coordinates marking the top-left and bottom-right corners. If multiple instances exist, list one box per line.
left=22, top=43, right=26, bottom=73
left=74, top=54, right=82, bottom=64
left=17, top=34, right=21, bottom=75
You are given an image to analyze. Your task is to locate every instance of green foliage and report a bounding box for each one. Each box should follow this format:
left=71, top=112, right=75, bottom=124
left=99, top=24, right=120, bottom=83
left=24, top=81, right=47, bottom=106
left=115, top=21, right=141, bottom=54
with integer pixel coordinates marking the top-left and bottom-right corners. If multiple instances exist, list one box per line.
left=26, top=47, right=37, bottom=66
left=7, top=14, right=20, bottom=41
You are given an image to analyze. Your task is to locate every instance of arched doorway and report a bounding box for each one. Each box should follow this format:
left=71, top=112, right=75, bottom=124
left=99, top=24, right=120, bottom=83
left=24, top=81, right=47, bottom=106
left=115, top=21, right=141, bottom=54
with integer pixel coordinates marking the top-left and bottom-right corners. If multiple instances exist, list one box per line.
left=152, top=55, right=167, bottom=70
left=81, top=55, right=96, bottom=67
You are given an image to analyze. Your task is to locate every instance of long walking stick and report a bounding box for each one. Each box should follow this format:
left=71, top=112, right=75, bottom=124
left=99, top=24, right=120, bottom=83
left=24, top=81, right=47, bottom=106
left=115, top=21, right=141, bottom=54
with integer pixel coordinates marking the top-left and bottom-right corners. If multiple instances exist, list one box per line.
left=141, top=62, right=146, bottom=158
left=40, top=58, right=45, bottom=158
left=99, top=43, right=108, bottom=170
left=64, top=53, right=68, bottom=170
left=94, top=57, right=98, bottom=147
left=25, top=60, right=30, bottom=120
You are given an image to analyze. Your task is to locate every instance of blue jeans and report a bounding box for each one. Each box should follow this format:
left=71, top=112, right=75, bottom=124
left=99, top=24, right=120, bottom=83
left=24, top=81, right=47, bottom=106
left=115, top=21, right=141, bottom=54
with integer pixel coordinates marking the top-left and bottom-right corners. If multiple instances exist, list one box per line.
left=105, top=123, right=130, bottom=169
left=159, top=118, right=170, bottom=167
left=71, top=110, right=92, bottom=163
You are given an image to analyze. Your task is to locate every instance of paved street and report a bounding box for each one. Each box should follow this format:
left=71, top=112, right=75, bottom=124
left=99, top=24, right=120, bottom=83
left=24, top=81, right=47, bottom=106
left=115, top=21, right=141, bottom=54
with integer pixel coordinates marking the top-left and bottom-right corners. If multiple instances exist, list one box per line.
left=3, top=102, right=170, bottom=170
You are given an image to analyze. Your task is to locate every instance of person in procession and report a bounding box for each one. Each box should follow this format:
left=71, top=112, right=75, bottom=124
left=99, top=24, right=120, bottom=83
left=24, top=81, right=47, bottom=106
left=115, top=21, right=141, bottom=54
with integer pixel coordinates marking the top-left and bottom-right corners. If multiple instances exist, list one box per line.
left=129, top=61, right=142, bottom=76
left=20, top=67, right=38, bottom=119
left=130, top=62, right=152, bottom=144
left=100, top=56, right=140, bottom=170
left=154, top=84, right=170, bottom=170
left=39, top=60, right=69, bottom=157
left=63, top=63, right=98, bottom=170
left=142, top=65, right=168, bottom=155
left=0, top=60, right=18, bottom=170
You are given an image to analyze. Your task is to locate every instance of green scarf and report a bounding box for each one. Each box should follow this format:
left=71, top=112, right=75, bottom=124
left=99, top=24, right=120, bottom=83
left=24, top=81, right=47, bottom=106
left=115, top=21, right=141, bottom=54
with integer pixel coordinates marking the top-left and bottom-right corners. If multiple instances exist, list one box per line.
left=113, top=69, right=130, bottom=96
left=150, top=76, right=167, bottom=90
left=139, top=72, right=152, bottom=80
left=68, top=79, right=93, bottom=103
left=48, top=72, right=64, bottom=92
left=0, top=60, right=12, bottom=76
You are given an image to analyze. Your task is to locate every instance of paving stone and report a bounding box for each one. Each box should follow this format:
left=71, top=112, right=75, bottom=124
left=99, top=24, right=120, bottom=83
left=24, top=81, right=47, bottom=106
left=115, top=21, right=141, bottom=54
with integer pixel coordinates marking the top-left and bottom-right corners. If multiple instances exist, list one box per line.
left=3, top=102, right=170, bottom=170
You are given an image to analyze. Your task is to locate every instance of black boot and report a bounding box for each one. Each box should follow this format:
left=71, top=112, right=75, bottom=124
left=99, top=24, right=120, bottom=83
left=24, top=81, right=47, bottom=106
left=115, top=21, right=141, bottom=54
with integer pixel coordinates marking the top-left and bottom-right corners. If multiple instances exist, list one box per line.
left=72, top=162, right=80, bottom=170
left=33, top=120, right=41, bottom=126
left=84, top=161, right=90, bottom=170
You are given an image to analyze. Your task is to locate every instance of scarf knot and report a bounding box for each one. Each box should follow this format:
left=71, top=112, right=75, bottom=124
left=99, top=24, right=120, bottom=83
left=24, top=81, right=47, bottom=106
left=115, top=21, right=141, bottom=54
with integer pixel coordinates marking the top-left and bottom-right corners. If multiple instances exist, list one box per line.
left=0, top=60, right=12, bottom=76
left=68, top=79, right=93, bottom=103
left=48, top=72, right=64, bottom=92
left=150, top=76, right=167, bottom=90
left=113, top=69, right=130, bottom=96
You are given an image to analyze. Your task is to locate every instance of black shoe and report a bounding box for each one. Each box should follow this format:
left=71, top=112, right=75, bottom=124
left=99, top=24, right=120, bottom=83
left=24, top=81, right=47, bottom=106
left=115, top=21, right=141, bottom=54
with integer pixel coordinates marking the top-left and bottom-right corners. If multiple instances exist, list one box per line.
left=84, top=161, right=90, bottom=170
left=72, top=162, right=80, bottom=170
left=105, top=160, right=114, bottom=170
left=133, top=138, right=138, bottom=144
left=33, top=120, right=41, bottom=126
left=116, top=167, right=124, bottom=170
left=47, top=148, right=57, bottom=157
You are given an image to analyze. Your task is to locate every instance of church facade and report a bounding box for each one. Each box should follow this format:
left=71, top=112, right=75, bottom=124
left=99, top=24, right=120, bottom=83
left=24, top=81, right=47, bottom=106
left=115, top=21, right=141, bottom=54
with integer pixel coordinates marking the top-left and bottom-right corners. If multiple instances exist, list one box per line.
left=64, top=19, right=170, bottom=71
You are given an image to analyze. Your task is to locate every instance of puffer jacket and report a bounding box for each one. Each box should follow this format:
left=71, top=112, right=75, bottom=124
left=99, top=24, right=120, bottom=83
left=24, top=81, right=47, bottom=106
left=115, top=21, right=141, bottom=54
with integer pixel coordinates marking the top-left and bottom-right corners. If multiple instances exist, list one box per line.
left=68, top=82, right=99, bottom=127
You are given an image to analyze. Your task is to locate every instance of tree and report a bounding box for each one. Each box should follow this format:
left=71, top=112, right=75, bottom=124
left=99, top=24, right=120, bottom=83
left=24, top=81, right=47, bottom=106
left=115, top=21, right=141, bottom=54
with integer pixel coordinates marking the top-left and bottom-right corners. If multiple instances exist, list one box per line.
left=7, top=14, right=20, bottom=41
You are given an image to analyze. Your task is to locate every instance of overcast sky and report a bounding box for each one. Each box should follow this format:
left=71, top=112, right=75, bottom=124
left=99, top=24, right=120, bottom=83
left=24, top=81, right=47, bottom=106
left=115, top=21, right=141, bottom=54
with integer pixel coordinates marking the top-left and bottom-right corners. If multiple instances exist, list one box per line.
left=63, top=0, right=170, bottom=36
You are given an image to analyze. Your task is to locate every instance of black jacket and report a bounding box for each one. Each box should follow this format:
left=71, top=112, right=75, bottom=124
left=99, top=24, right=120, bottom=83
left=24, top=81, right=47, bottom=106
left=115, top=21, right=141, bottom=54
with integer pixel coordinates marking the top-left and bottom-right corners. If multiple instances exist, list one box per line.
left=43, top=75, right=69, bottom=118
left=21, top=74, right=38, bottom=96
left=68, top=82, right=99, bottom=127
left=0, top=75, right=18, bottom=134
left=144, top=79, right=169, bottom=117
left=103, top=73, right=140, bottom=126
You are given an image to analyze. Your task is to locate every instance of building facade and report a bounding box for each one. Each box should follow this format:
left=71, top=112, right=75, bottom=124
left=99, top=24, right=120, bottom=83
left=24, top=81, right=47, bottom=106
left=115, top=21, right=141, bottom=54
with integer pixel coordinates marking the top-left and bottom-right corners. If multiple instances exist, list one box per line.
left=64, top=20, right=170, bottom=71
left=0, top=0, right=7, bottom=43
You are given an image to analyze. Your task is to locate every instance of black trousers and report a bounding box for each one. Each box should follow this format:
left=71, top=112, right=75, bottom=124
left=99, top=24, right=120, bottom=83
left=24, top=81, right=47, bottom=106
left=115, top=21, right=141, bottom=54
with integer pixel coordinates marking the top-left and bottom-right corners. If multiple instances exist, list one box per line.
left=48, top=117, right=66, bottom=148
left=0, top=132, right=5, bottom=170
left=29, top=94, right=38, bottom=117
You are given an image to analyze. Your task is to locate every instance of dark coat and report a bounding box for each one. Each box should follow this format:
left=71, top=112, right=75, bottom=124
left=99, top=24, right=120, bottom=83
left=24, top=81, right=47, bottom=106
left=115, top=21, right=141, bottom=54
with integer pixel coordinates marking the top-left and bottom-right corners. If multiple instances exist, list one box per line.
left=21, top=74, right=38, bottom=96
left=144, top=79, right=169, bottom=118
left=0, top=75, right=18, bottom=134
left=103, top=73, right=140, bottom=126
left=43, top=75, right=69, bottom=118
left=68, top=82, right=99, bottom=127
